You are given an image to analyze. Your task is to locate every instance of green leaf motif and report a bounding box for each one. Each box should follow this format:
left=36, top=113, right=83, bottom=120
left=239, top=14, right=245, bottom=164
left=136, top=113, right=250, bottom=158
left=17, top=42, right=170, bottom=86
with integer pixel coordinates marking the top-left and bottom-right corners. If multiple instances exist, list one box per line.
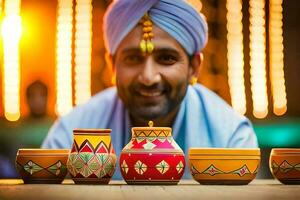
left=24, top=161, right=43, bottom=175
left=96, top=154, right=109, bottom=165
left=81, top=166, right=92, bottom=177
left=79, top=152, right=94, bottom=163
left=74, top=158, right=85, bottom=170
left=88, top=157, right=100, bottom=172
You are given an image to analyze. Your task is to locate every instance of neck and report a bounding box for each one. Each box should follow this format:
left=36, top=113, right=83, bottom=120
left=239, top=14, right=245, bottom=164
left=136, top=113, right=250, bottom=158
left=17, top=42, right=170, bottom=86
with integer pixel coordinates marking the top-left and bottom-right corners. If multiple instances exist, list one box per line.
left=130, top=106, right=180, bottom=127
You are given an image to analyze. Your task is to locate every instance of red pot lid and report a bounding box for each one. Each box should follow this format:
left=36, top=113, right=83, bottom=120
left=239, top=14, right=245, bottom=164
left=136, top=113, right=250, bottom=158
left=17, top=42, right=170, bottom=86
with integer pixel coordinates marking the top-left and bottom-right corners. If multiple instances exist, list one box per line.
left=132, top=121, right=172, bottom=137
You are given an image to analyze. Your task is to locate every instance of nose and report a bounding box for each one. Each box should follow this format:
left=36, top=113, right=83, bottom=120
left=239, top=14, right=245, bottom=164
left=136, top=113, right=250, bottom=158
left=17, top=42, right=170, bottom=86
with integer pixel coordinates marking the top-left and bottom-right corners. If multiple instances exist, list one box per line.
left=137, top=57, right=161, bottom=86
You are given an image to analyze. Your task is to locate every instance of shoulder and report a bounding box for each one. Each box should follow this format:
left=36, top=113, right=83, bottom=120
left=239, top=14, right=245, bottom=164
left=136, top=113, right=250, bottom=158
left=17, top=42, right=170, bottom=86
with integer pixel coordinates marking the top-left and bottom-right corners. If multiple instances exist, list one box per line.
left=187, top=84, right=258, bottom=147
left=70, top=87, right=118, bottom=114
left=59, top=87, right=120, bottom=128
left=189, top=84, right=241, bottom=119
left=81, top=87, right=118, bottom=108
left=42, top=87, right=121, bottom=148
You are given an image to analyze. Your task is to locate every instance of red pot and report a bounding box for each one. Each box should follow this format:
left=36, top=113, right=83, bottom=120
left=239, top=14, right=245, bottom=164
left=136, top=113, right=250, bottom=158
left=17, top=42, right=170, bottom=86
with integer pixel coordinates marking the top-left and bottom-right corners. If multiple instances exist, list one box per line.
left=120, top=121, right=185, bottom=184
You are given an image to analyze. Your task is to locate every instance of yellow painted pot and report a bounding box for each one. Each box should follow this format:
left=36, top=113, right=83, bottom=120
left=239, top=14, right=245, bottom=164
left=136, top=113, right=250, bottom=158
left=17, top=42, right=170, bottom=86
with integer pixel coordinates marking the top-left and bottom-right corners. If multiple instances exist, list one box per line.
left=269, top=148, right=300, bottom=184
left=67, top=129, right=116, bottom=184
left=188, top=148, right=260, bottom=185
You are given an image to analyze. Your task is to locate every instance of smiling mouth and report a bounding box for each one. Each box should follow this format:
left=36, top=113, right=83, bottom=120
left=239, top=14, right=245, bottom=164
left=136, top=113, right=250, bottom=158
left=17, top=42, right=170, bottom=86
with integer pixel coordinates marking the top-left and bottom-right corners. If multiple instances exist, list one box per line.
left=138, top=90, right=163, bottom=97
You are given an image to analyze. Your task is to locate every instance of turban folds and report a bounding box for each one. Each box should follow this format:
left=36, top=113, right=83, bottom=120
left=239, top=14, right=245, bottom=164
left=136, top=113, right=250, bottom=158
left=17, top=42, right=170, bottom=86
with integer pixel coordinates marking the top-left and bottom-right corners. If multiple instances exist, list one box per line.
left=103, top=0, right=208, bottom=56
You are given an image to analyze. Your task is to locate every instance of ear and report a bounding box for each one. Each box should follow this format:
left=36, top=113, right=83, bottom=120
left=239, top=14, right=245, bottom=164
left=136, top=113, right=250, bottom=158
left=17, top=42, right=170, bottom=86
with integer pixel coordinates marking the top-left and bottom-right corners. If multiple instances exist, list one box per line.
left=188, top=52, right=203, bottom=80
left=105, top=52, right=116, bottom=85
left=105, top=52, right=114, bottom=71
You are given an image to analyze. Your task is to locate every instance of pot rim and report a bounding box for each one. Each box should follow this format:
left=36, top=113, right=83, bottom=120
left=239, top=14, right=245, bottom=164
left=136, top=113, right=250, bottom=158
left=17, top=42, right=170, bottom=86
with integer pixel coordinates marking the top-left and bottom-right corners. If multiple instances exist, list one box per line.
left=73, top=129, right=111, bottom=134
left=271, top=148, right=300, bottom=155
left=131, top=127, right=172, bottom=137
left=17, top=148, right=70, bottom=155
left=132, top=127, right=172, bottom=131
left=189, top=148, right=260, bottom=156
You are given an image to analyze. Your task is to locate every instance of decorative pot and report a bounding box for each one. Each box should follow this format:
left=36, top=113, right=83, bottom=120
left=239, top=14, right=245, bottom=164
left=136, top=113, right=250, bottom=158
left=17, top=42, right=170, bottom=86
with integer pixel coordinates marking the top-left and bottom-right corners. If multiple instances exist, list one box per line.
left=189, top=148, right=261, bottom=185
left=15, top=149, right=69, bottom=184
left=67, top=129, right=116, bottom=184
left=120, top=121, right=185, bottom=184
left=269, top=148, right=300, bottom=184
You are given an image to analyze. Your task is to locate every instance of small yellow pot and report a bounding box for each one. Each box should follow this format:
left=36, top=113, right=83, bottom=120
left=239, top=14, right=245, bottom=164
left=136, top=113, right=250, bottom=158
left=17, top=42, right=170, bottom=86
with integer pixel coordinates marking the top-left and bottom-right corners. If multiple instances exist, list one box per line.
left=15, top=149, right=69, bottom=184
left=188, top=148, right=260, bottom=185
left=269, top=148, right=300, bottom=184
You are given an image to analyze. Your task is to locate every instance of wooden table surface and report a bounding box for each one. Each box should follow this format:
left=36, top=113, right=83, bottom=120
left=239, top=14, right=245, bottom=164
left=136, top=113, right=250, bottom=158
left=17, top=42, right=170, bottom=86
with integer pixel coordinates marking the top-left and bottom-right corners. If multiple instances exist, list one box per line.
left=0, top=179, right=299, bottom=200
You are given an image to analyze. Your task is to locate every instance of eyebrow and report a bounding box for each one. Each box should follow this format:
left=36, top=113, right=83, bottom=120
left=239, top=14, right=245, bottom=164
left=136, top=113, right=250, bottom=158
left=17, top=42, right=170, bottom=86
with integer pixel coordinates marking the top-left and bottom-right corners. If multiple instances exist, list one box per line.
left=154, top=48, right=180, bottom=56
left=121, top=47, right=141, bottom=55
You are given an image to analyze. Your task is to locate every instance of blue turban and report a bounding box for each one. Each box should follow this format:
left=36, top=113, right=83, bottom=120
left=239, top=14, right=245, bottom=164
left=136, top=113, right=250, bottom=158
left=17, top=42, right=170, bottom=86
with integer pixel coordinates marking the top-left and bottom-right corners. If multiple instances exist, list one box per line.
left=103, top=0, right=208, bottom=56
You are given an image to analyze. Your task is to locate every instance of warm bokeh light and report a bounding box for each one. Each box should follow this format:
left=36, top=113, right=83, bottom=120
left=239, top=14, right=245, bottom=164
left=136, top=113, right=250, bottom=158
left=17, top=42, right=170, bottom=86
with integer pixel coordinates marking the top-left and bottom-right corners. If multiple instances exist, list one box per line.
left=0, top=0, right=289, bottom=120
left=186, top=0, right=202, bottom=11
left=269, top=0, right=287, bottom=116
left=226, top=0, right=246, bottom=115
left=74, top=0, right=92, bottom=105
left=55, top=0, right=73, bottom=116
left=1, top=15, right=22, bottom=43
left=1, top=0, right=22, bottom=121
left=249, top=0, right=268, bottom=119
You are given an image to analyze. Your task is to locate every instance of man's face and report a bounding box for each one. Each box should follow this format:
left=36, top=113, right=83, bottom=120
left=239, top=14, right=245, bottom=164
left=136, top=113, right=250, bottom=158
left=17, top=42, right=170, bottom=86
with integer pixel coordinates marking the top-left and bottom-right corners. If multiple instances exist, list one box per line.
left=27, top=86, right=47, bottom=117
left=114, top=25, right=194, bottom=121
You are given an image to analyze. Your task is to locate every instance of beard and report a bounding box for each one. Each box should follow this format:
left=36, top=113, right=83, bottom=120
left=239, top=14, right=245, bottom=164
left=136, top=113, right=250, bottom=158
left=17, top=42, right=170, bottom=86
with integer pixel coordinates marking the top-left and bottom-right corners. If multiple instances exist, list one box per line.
left=118, top=80, right=188, bottom=121
left=129, top=98, right=171, bottom=120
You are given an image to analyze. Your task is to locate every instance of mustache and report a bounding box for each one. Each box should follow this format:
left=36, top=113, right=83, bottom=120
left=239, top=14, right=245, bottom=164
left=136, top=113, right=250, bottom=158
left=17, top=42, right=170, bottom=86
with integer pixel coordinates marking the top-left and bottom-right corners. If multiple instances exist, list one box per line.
left=130, top=82, right=170, bottom=93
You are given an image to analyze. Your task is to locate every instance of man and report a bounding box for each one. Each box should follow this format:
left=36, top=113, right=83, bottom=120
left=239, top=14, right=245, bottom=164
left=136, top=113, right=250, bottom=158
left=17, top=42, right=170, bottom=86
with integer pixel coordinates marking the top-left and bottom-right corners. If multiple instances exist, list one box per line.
left=0, top=80, right=52, bottom=178
left=42, top=0, right=258, bottom=179
left=26, top=80, right=48, bottom=118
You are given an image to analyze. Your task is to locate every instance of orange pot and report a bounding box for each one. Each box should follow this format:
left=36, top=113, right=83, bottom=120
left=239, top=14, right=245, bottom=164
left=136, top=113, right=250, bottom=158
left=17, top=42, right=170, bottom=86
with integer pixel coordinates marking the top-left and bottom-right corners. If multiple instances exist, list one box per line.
left=269, top=148, right=300, bottom=184
left=188, top=148, right=260, bottom=185
left=15, top=149, right=69, bottom=184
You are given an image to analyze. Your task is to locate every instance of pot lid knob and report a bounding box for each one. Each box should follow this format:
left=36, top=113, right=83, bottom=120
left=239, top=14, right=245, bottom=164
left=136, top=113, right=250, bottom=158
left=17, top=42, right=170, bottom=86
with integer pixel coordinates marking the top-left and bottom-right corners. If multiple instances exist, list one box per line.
left=148, top=120, right=154, bottom=127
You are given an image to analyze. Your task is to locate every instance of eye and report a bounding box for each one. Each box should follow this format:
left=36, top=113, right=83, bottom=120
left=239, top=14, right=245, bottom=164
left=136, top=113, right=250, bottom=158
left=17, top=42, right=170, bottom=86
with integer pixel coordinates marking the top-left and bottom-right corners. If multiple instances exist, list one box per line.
left=123, top=54, right=144, bottom=65
left=156, top=54, right=178, bottom=65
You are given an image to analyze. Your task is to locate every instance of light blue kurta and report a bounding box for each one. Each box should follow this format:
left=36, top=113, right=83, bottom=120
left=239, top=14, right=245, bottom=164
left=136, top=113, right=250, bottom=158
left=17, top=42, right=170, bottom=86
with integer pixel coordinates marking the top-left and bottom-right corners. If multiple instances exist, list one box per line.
left=42, top=84, right=258, bottom=179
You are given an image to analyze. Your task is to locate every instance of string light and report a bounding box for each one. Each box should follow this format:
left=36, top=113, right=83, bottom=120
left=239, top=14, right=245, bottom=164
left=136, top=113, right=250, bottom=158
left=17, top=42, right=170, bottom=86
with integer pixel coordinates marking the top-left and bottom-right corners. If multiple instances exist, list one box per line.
left=1, top=0, right=22, bottom=121
left=74, top=0, right=92, bottom=105
left=226, top=0, right=246, bottom=115
left=249, top=0, right=268, bottom=119
left=0, top=1, right=2, bottom=15
left=55, top=0, right=73, bottom=116
left=269, top=0, right=287, bottom=116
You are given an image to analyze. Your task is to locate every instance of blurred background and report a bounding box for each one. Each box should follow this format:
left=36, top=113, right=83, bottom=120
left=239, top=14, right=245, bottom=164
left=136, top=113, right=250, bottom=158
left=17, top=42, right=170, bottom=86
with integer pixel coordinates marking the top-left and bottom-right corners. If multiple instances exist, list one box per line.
left=0, top=0, right=299, bottom=179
